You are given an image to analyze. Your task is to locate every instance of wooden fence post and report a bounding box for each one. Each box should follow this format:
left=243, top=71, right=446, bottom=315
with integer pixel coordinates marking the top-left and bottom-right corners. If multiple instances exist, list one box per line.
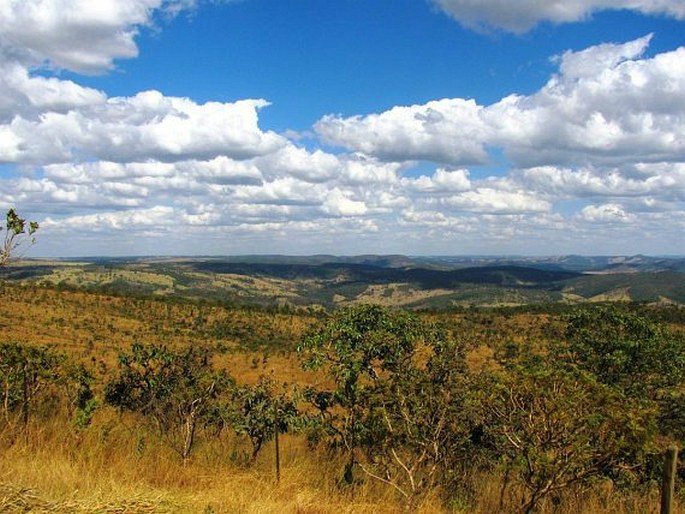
left=274, top=403, right=281, bottom=484
left=22, top=362, right=28, bottom=427
left=661, top=445, right=678, bottom=514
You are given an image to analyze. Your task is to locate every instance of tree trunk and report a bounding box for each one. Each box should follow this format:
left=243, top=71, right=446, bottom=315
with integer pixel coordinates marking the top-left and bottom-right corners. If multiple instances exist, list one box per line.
left=181, top=411, right=197, bottom=464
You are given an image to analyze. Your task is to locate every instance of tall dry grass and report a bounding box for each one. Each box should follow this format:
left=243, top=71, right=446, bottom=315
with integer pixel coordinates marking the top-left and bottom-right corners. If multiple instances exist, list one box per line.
left=0, top=410, right=673, bottom=513
left=0, top=411, right=436, bottom=513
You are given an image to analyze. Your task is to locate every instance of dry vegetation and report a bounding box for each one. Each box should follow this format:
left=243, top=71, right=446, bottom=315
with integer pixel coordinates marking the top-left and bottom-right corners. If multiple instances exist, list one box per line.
left=0, top=282, right=683, bottom=513
left=0, top=282, right=314, bottom=372
left=0, top=420, right=667, bottom=514
left=350, top=283, right=456, bottom=307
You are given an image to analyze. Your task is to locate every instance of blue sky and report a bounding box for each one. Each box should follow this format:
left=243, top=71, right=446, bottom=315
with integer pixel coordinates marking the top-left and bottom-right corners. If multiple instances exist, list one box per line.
left=1, top=0, right=684, bottom=257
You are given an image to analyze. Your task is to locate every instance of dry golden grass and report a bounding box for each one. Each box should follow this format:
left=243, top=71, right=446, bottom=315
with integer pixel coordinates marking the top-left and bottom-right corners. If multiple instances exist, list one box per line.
left=0, top=413, right=451, bottom=514
left=0, top=399, right=676, bottom=514
left=350, top=284, right=456, bottom=307
left=0, top=418, right=673, bottom=514
left=0, top=283, right=316, bottom=372
left=589, top=287, right=633, bottom=303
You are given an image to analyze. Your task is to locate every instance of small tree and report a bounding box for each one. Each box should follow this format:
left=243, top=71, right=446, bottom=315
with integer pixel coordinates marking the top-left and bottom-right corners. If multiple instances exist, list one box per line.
left=1, top=208, right=39, bottom=267
left=487, top=364, right=655, bottom=513
left=104, top=342, right=233, bottom=462
left=230, top=375, right=300, bottom=462
left=298, top=305, right=424, bottom=464
left=61, top=361, right=97, bottom=429
left=298, top=304, right=475, bottom=505
left=362, top=337, right=479, bottom=503
left=0, top=343, right=62, bottom=429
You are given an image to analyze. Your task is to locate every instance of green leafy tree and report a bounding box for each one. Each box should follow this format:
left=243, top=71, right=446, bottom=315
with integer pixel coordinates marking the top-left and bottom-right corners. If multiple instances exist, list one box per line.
left=104, top=342, right=233, bottom=462
left=298, top=305, right=425, bottom=456
left=230, top=374, right=300, bottom=462
left=362, top=337, right=480, bottom=503
left=486, top=365, right=655, bottom=514
left=1, top=208, right=39, bottom=267
left=556, top=307, right=685, bottom=400
left=298, top=305, right=475, bottom=505
left=0, top=343, right=61, bottom=429
left=61, top=361, right=97, bottom=429
left=553, top=307, right=685, bottom=454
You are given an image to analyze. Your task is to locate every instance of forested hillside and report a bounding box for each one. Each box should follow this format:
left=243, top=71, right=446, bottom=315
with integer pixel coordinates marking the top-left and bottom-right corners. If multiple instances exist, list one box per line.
left=3, top=255, right=684, bottom=308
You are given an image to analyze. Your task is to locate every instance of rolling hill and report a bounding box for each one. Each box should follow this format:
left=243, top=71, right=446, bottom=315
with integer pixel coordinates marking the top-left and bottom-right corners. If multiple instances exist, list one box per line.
left=1, top=254, right=683, bottom=308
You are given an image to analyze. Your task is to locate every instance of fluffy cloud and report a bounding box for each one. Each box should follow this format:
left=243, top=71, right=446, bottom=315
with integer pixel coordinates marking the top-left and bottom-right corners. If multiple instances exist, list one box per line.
left=41, top=205, right=178, bottom=230
left=316, top=36, right=685, bottom=173
left=231, top=177, right=325, bottom=206
left=403, top=168, right=472, bottom=193
left=0, top=0, right=190, bottom=73
left=43, top=158, right=263, bottom=187
left=442, top=188, right=551, bottom=214
left=516, top=164, right=685, bottom=202
left=315, top=99, right=488, bottom=166
left=579, top=202, right=635, bottom=222
left=431, top=0, right=685, bottom=33
left=321, top=189, right=369, bottom=217
left=0, top=2, right=288, bottom=167
left=486, top=36, right=685, bottom=167
left=0, top=62, right=105, bottom=122
left=0, top=91, right=286, bottom=165
left=255, top=145, right=340, bottom=183
left=340, top=156, right=405, bottom=185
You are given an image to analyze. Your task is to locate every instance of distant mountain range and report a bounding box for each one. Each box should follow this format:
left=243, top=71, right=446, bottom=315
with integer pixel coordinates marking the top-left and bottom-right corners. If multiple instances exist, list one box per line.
left=151, top=253, right=685, bottom=273
left=411, top=254, right=685, bottom=273
left=2, top=254, right=684, bottom=308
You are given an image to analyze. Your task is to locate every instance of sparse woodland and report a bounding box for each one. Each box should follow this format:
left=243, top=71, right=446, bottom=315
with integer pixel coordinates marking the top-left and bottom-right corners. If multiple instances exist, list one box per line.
left=1, top=280, right=684, bottom=513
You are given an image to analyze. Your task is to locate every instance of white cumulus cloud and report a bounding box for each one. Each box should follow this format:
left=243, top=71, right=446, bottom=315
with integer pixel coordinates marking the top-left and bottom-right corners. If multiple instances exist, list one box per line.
left=0, top=0, right=198, bottom=73
left=443, top=188, right=551, bottom=214
left=315, top=99, right=488, bottom=166
left=41, top=205, right=177, bottom=230
left=403, top=168, right=472, bottom=193
left=322, top=189, right=369, bottom=217
left=485, top=36, right=685, bottom=167
left=315, top=36, right=685, bottom=172
left=517, top=164, right=685, bottom=199
left=0, top=91, right=286, bottom=165
left=579, top=202, right=635, bottom=222
left=431, top=0, right=685, bottom=33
